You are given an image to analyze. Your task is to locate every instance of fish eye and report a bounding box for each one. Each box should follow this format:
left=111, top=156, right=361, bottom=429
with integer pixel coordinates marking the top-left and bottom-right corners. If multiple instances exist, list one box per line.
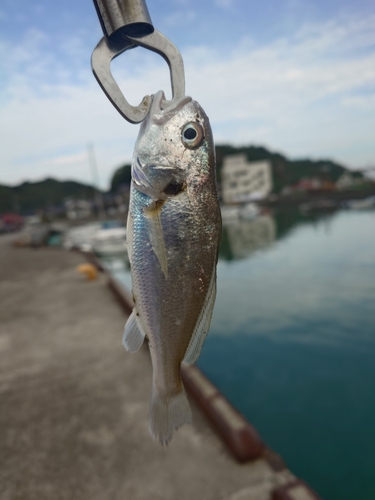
left=181, top=122, right=204, bottom=149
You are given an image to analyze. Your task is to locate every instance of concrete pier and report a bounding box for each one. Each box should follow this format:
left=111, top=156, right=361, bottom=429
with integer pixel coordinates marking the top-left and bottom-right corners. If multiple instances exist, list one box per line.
left=0, top=234, right=300, bottom=500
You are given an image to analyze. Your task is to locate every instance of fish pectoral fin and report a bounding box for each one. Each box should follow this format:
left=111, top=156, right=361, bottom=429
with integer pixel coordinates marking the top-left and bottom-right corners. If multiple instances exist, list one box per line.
left=145, top=204, right=168, bottom=278
left=183, top=268, right=217, bottom=365
left=122, top=309, right=146, bottom=353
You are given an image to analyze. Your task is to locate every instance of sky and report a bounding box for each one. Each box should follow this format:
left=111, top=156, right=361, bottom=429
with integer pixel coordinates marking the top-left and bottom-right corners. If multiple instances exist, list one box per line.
left=0, top=0, right=374, bottom=189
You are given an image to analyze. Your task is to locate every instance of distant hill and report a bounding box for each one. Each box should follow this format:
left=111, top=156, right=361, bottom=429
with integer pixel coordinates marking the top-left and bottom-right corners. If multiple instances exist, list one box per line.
left=215, top=145, right=352, bottom=193
left=110, top=145, right=356, bottom=195
left=1, top=145, right=361, bottom=215
left=0, top=178, right=99, bottom=215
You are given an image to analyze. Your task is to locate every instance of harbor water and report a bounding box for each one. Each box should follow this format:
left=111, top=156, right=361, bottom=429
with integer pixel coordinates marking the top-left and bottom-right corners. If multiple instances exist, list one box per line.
left=104, top=207, right=375, bottom=500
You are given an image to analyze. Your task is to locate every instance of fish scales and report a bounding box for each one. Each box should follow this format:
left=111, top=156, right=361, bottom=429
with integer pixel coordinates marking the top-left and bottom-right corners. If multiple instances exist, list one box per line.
left=123, top=91, right=221, bottom=444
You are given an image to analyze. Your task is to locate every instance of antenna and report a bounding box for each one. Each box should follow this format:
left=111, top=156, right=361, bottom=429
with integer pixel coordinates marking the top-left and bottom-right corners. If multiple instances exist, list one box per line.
left=87, top=143, right=106, bottom=220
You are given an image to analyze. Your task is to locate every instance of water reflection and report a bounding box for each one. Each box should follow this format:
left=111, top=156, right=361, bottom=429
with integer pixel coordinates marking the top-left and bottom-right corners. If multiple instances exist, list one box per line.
left=199, top=208, right=375, bottom=500
left=101, top=205, right=345, bottom=270
left=101, top=206, right=375, bottom=500
left=221, top=215, right=276, bottom=260
left=219, top=206, right=338, bottom=262
left=214, top=208, right=375, bottom=343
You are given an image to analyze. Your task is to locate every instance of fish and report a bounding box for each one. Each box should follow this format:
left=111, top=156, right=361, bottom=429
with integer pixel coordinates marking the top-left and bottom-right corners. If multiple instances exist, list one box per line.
left=122, top=90, right=221, bottom=444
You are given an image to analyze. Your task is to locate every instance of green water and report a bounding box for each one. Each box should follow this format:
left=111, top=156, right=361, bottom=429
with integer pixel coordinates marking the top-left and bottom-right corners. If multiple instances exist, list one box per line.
left=199, top=209, right=375, bottom=500
left=107, top=208, right=375, bottom=500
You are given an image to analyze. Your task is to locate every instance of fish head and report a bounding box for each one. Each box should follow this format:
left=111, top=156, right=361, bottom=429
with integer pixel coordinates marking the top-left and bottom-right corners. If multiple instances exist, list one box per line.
left=132, top=90, right=215, bottom=201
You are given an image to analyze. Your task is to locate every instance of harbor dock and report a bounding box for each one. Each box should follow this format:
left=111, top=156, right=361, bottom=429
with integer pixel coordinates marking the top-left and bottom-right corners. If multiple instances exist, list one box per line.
left=0, top=234, right=317, bottom=500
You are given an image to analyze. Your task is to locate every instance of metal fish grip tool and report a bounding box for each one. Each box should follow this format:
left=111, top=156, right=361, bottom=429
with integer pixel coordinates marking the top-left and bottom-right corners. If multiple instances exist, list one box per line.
left=91, top=0, right=185, bottom=124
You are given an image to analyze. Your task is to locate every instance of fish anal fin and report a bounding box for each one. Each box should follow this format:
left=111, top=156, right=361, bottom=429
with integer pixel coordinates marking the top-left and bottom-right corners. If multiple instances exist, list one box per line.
left=122, top=309, right=146, bottom=353
left=183, top=269, right=217, bottom=365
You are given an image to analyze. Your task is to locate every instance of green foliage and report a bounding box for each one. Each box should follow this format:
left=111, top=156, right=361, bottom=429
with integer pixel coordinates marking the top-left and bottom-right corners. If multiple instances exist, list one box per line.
left=1, top=145, right=364, bottom=216
left=0, top=178, right=97, bottom=215
left=109, top=146, right=359, bottom=195
left=110, top=164, right=131, bottom=192
left=0, top=185, right=14, bottom=213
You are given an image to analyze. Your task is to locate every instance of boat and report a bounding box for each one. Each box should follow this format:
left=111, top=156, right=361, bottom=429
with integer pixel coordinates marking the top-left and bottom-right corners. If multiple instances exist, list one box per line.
left=63, top=222, right=102, bottom=252
left=345, top=195, right=375, bottom=210
left=63, top=220, right=127, bottom=255
left=240, top=202, right=260, bottom=220
left=221, top=205, right=241, bottom=225
left=299, top=199, right=338, bottom=213
left=91, top=226, right=127, bottom=256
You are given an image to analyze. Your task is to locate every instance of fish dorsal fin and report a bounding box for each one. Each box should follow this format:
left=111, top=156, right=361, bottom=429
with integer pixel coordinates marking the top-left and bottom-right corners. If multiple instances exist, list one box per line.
left=183, top=268, right=217, bottom=365
left=122, top=309, right=146, bottom=352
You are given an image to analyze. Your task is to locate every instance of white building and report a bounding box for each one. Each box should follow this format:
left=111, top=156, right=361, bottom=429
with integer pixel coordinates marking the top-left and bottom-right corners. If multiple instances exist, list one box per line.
left=336, top=172, right=363, bottom=190
left=221, top=154, right=273, bottom=204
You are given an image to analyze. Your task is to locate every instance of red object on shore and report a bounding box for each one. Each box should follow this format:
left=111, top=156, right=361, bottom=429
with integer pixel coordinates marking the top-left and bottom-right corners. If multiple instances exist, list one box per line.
left=182, top=363, right=265, bottom=462
left=1, top=213, right=24, bottom=226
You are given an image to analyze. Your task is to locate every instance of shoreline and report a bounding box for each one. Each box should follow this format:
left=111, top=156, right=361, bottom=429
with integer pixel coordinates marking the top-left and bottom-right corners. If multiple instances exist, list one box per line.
left=0, top=234, right=323, bottom=500
left=258, top=187, right=375, bottom=208
left=95, top=253, right=323, bottom=500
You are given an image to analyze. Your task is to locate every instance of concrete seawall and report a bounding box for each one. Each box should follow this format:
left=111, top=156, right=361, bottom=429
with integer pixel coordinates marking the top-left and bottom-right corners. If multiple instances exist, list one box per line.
left=0, top=235, right=321, bottom=500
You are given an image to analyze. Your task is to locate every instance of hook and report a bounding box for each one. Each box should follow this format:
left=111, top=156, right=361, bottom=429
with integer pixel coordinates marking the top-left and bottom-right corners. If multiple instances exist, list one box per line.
left=93, top=0, right=154, bottom=39
left=91, top=0, right=185, bottom=124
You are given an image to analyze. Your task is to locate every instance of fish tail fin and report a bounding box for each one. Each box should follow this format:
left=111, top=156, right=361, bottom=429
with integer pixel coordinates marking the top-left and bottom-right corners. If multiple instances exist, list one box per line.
left=148, top=388, right=192, bottom=445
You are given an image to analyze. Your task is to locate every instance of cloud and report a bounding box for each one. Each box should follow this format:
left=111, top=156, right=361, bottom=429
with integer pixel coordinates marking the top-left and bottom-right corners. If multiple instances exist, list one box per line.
left=162, top=9, right=197, bottom=27
left=50, top=152, right=88, bottom=166
left=214, top=0, right=235, bottom=10
left=182, top=14, right=375, bottom=164
left=1, top=13, right=375, bottom=188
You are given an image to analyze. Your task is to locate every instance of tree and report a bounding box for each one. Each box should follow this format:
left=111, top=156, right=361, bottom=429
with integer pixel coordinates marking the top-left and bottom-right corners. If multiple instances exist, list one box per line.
left=110, top=164, right=131, bottom=193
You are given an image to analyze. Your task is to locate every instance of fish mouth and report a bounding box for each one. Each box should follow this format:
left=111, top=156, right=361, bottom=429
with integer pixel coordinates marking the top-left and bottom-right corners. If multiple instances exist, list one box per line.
left=132, top=157, right=183, bottom=199
left=149, top=90, right=192, bottom=126
left=139, top=90, right=190, bottom=132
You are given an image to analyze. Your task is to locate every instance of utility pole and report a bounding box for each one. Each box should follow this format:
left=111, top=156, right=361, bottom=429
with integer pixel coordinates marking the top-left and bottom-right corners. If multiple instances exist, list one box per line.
left=87, top=143, right=105, bottom=220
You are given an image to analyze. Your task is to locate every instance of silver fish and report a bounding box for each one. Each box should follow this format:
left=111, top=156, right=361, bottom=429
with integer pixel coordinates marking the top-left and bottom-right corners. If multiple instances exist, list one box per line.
left=123, top=90, right=221, bottom=444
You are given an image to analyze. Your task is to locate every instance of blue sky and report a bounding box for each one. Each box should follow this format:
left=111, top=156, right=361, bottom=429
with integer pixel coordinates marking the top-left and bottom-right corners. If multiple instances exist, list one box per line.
left=0, top=0, right=374, bottom=188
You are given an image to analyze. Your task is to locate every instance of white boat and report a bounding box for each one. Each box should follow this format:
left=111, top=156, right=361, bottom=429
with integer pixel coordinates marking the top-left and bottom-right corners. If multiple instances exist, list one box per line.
left=63, top=220, right=127, bottom=255
left=63, top=222, right=102, bottom=251
left=91, top=227, right=127, bottom=256
left=221, top=205, right=241, bottom=225
left=345, top=196, right=375, bottom=210
left=240, top=202, right=260, bottom=220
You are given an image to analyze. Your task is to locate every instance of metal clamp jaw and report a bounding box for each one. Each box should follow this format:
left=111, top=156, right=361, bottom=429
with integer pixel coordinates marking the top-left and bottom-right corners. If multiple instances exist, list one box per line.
left=91, top=0, right=185, bottom=124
